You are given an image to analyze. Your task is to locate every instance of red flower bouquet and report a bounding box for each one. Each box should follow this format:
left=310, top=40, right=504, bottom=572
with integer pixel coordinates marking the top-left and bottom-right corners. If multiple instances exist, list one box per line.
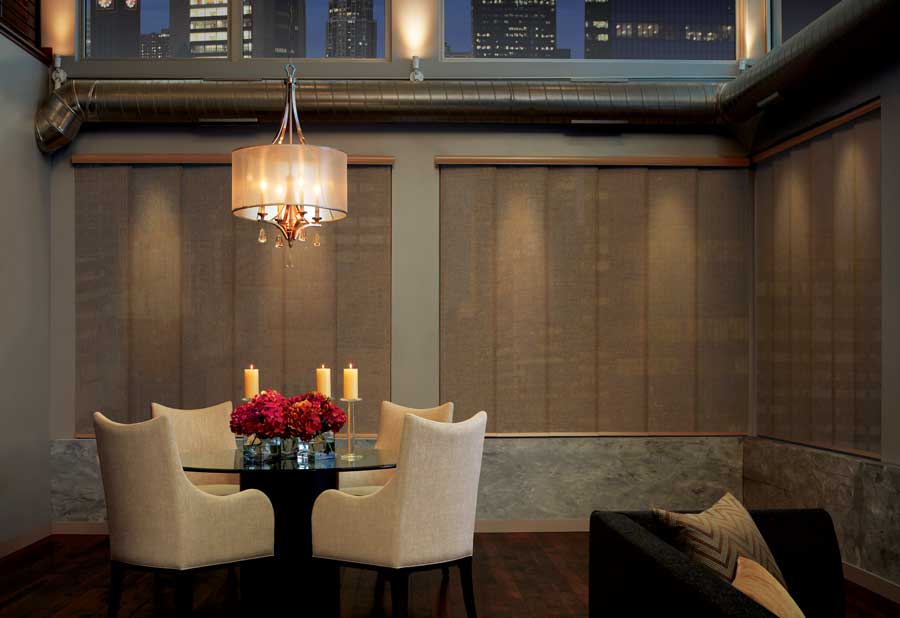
left=286, top=391, right=347, bottom=441
left=229, top=389, right=289, bottom=439
left=231, top=389, right=346, bottom=443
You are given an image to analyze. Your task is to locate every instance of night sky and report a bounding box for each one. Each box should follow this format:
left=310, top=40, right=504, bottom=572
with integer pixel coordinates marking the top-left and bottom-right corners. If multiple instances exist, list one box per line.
left=136, top=0, right=386, bottom=57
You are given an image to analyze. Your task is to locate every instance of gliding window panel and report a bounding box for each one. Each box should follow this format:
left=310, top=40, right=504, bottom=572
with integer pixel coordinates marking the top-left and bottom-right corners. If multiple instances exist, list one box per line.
left=440, top=166, right=751, bottom=433
left=755, top=111, right=881, bottom=454
left=75, top=164, right=391, bottom=434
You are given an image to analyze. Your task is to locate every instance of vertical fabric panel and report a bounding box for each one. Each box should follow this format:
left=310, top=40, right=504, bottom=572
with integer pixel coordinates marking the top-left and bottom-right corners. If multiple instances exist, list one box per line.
left=335, top=167, right=392, bottom=433
left=283, top=225, right=337, bottom=398
left=789, top=147, right=813, bottom=442
left=832, top=127, right=857, bottom=450
left=771, top=155, right=793, bottom=439
left=595, top=168, right=648, bottom=431
left=494, top=168, right=548, bottom=432
left=75, top=164, right=391, bottom=432
left=809, top=137, right=835, bottom=445
left=75, top=167, right=130, bottom=433
left=180, top=167, right=235, bottom=409
left=545, top=169, right=598, bottom=432
left=646, top=170, right=697, bottom=431
left=854, top=115, right=882, bottom=454
left=233, top=202, right=286, bottom=397
left=696, top=169, right=750, bottom=432
left=440, top=165, right=751, bottom=433
left=755, top=110, right=881, bottom=454
left=128, top=168, right=183, bottom=421
left=755, top=164, right=775, bottom=437
left=439, top=168, right=497, bottom=430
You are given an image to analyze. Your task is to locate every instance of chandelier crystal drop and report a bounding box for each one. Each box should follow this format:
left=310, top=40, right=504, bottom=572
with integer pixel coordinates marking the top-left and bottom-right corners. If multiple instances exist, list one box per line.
left=231, top=64, right=348, bottom=251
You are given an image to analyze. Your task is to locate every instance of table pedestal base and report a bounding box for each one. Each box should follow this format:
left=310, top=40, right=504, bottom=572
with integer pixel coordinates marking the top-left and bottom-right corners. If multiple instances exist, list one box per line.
left=240, top=469, right=340, bottom=615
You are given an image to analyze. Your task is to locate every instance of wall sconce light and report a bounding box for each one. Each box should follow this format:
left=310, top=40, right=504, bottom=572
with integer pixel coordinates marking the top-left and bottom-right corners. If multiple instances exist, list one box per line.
left=409, top=56, right=424, bottom=83
left=50, top=55, right=67, bottom=90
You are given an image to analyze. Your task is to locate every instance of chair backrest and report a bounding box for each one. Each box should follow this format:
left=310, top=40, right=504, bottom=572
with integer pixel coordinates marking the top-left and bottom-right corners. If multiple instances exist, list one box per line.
left=93, top=412, right=194, bottom=567
left=389, top=411, right=486, bottom=566
left=150, top=401, right=235, bottom=454
left=374, top=401, right=454, bottom=452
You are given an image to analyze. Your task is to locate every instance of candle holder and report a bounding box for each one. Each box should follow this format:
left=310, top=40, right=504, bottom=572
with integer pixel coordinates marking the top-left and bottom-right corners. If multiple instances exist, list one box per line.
left=339, top=398, right=363, bottom=461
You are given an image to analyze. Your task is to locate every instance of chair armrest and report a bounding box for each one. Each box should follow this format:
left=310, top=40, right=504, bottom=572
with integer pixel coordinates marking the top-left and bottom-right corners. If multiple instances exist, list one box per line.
left=180, top=487, right=275, bottom=569
left=590, top=512, right=776, bottom=618
left=750, top=509, right=845, bottom=618
left=311, top=486, right=399, bottom=567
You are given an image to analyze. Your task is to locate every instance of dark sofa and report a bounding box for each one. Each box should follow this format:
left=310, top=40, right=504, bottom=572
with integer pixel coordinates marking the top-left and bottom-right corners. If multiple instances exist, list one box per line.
left=589, top=509, right=844, bottom=618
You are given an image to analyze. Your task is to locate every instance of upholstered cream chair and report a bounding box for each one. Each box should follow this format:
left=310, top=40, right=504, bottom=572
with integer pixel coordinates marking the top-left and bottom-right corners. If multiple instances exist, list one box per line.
left=151, top=401, right=240, bottom=496
left=94, top=412, right=274, bottom=617
left=339, top=400, right=454, bottom=496
left=313, top=411, right=487, bottom=618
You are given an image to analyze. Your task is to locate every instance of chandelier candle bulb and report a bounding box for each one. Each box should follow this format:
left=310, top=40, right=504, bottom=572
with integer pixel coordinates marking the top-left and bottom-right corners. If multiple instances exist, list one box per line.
left=244, top=365, right=260, bottom=400
left=316, top=365, right=332, bottom=398
left=343, top=364, right=359, bottom=400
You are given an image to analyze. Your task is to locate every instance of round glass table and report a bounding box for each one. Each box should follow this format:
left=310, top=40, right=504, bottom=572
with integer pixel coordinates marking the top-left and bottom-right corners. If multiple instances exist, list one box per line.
left=182, top=446, right=396, bottom=614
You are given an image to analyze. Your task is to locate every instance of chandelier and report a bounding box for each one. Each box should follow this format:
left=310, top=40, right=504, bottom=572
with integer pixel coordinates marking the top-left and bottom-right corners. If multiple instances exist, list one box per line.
left=231, top=64, right=348, bottom=253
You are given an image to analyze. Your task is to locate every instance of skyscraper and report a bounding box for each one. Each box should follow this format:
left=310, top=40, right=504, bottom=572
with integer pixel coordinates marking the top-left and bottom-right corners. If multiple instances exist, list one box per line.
left=325, top=0, right=377, bottom=58
left=583, top=0, right=735, bottom=60
left=584, top=0, right=612, bottom=59
left=140, top=28, right=172, bottom=58
left=87, top=0, right=141, bottom=58
left=169, top=0, right=230, bottom=58
left=471, top=0, right=568, bottom=58
left=249, top=0, right=306, bottom=57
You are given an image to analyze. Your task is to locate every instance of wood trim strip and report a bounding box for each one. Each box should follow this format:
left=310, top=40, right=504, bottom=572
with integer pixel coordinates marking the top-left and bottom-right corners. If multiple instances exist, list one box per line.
left=70, top=154, right=395, bottom=166
left=434, top=155, right=751, bottom=168
left=50, top=522, right=109, bottom=535
left=844, top=563, right=900, bottom=606
left=756, top=435, right=881, bottom=461
left=751, top=99, right=882, bottom=164
left=475, top=519, right=589, bottom=533
left=72, top=430, right=745, bottom=439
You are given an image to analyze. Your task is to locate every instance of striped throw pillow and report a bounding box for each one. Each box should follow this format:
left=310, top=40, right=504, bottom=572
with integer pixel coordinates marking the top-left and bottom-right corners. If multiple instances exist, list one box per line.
left=652, top=493, right=786, bottom=587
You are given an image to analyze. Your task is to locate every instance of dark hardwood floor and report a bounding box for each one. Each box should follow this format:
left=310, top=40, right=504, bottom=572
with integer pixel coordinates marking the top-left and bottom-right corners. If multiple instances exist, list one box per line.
left=0, top=533, right=896, bottom=617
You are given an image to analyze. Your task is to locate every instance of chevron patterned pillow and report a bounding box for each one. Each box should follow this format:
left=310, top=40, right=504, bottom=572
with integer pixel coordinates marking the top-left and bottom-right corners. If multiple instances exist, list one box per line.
left=652, top=493, right=787, bottom=587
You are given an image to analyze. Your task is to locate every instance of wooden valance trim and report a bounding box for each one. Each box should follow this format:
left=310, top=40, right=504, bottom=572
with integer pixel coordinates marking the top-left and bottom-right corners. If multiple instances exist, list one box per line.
left=73, top=430, right=746, bottom=439
left=756, top=435, right=880, bottom=461
left=434, top=155, right=751, bottom=168
left=70, top=154, right=395, bottom=166
left=751, top=98, right=881, bottom=164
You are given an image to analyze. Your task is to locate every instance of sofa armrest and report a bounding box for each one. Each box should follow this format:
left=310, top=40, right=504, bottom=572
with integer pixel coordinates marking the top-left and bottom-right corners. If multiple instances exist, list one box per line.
left=590, top=511, right=776, bottom=618
left=750, top=509, right=845, bottom=618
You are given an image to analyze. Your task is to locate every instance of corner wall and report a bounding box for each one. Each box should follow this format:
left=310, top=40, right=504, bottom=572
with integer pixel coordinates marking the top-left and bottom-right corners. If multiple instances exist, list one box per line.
left=0, top=36, right=52, bottom=556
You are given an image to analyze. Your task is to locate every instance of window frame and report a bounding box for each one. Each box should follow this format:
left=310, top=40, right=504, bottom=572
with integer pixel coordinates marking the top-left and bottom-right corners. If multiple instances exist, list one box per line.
left=62, top=0, right=759, bottom=81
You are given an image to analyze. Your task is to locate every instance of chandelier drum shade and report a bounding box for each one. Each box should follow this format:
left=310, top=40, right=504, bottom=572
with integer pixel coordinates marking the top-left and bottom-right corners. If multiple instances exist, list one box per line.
left=231, top=65, right=348, bottom=248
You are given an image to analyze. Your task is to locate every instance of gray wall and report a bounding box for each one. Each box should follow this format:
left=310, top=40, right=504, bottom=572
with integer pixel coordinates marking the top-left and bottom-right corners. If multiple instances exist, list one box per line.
left=0, top=36, right=51, bottom=556
left=744, top=438, right=900, bottom=587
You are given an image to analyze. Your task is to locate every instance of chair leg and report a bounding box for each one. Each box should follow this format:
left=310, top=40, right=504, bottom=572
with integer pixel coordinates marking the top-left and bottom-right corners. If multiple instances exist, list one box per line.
left=435, top=566, right=451, bottom=618
left=389, top=571, right=409, bottom=618
left=175, top=571, right=193, bottom=617
left=108, top=561, right=124, bottom=618
left=458, top=557, right=478, bottom=618
left=373, top=571, right=386, bottom=612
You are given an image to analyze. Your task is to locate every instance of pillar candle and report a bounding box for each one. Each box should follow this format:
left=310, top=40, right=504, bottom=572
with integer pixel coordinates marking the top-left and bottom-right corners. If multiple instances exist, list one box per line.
left=343, top=363, right=359, bottom=400
left=244, top=364, right=259, bottom=399
left=316, top=365, right=332, bottom=398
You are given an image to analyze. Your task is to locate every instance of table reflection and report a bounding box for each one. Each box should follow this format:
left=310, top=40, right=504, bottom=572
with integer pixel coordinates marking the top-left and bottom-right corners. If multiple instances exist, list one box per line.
left=181, top=446, right=397, bottom=473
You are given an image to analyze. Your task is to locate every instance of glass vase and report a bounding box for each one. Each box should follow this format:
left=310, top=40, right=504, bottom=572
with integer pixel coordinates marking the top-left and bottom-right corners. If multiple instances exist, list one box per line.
left=310, top=431, right=336, bottom=460
left=264, top=437, right=282, bottom=462
left=280, top=437, right=299, bottom=459
left=242, top=436, right=265, bottom=463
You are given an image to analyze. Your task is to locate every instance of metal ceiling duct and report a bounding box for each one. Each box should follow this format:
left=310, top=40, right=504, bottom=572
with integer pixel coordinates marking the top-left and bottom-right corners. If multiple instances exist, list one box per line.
left=718, top=0, right=900, bottom=123
left=34, top=80, right=721, bottom=153
left=33, top=0, right=898, bottom=153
